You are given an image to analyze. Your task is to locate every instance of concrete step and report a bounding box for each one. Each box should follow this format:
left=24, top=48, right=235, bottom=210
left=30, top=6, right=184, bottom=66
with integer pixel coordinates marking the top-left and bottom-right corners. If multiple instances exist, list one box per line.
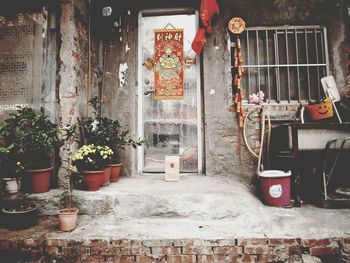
left=28, top=175, right=262, bottom=219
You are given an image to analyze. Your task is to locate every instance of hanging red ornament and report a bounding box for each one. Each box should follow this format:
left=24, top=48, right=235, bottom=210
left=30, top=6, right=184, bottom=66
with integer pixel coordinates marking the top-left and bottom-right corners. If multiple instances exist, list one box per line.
left=200, top=0, right=219, bottom=33
left=228, top=17, right=246, bottom=35
left=191, top=28, right=207, bottom=54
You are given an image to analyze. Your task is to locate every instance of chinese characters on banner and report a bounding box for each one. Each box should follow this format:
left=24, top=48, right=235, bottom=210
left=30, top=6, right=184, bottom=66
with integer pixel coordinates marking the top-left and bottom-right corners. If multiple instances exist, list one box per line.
left=154, top=29, right=184, bottom=100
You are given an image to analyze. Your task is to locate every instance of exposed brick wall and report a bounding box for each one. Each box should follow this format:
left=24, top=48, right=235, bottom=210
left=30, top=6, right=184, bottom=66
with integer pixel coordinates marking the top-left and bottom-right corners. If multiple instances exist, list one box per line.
left=58, top=0, right=91, bottom=187
left=1, top=237, right=349, bottom=262
left=203, top=0, right=346, bottom=182
left=233, top=103, right=301, bottom=181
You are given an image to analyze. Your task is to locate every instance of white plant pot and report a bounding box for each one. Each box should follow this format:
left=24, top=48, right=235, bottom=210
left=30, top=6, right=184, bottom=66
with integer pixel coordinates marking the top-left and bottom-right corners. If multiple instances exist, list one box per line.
left=58, top=208, right=79, bottom=232
left=3, top=177, right=21, bottom=193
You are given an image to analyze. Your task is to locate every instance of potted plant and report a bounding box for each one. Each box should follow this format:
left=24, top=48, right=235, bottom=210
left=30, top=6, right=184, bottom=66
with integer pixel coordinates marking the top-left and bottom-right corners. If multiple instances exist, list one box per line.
left=78, top=97, right=145, bottom=183
left=71, top=144, right=113, bottom=191
left=1, top=192, right=38, bottom=230
left=83, top=117, right=145, bottom=182
left=56, top=125, right=79, bottom=231
left=100, top=145, right=114, bottom=186
left=107, top=126, right=144, bottom=182
left=0, top=107, right=60, bottom=193
left=57, top=173, right=79, bottom=232
left=88, top=117, right=124, bottom=182
left=0, top=144, right=23, bottom=194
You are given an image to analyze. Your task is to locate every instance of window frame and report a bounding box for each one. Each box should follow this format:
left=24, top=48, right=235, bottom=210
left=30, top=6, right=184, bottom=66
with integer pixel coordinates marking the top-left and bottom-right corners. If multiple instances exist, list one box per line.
left=241, top=25, right=330, bottom=104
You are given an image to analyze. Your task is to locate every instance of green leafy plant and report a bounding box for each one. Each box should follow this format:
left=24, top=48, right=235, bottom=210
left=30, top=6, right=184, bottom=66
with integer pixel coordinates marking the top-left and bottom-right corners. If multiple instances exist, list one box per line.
left=59, top=124, right=81, bottom=201
left=0, top=107, right=60, bottom=169
left=78, top=97, right=146, bottom=163
left=59, top=173, right=74, bottom=209
left=0, top=144, right=23, bottom=178
left=71, top=144, right=113, bottom=171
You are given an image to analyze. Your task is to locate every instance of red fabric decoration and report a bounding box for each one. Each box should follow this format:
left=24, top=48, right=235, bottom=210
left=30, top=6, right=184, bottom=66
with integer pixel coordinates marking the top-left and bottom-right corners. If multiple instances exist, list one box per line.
left=191, top=28, right=206, bottom=54
left=200, top=0, right=219, bottom=33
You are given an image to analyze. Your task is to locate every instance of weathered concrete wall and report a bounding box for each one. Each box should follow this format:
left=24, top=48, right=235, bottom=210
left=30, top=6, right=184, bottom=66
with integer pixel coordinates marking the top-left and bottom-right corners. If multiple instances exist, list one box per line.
left=102, top=10, right=139, bottom=176
left=1, top=0, right=348, bottom=183
left=0, top=1, right=107, bottom=186
left=203, top=0, right=348, bottom=180
left=58, top=0, right=91, bottom=186
left=99, top=0, right=348, bottom=181
left=202, top=21, right=252, bottom=177
left=0, top=0, right=348, bottom=186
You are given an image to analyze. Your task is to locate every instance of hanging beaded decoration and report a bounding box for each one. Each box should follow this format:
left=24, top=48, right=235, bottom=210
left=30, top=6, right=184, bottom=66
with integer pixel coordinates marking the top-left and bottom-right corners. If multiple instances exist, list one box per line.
left=228, top=17, right=246, bottom=128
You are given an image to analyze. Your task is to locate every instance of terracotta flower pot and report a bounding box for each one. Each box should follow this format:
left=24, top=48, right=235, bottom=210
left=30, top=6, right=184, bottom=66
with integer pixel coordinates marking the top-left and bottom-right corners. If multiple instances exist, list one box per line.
left=103, top=166, right=112, bottom=186
left=108, top=163, right=122, bottom=183
left=25, top=167, right=53, bottom=193
left=99, top=170, right=105, bottom=187
left=82, top=170, right=104, bottom=191
left=57, top=208, right=79, bottom=232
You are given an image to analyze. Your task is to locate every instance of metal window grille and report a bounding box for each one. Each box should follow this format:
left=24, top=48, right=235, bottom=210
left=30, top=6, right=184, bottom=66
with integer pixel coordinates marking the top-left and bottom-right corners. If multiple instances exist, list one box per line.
left=241, top=26, right=329, bottom=103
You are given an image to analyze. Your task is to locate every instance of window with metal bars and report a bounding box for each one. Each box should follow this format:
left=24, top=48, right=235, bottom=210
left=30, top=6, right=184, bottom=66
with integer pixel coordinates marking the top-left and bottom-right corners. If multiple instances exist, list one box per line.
left=241, top=26, right=329, bottom=103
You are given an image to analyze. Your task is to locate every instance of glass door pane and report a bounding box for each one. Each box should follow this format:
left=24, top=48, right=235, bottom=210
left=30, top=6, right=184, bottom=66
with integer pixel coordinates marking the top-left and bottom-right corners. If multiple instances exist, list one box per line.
left=140, top=13, right=200, bottom=173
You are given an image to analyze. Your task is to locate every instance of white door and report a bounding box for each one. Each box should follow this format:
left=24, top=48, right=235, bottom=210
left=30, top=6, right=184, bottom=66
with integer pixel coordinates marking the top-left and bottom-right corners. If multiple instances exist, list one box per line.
left=138, top=10, right=202, bottom=173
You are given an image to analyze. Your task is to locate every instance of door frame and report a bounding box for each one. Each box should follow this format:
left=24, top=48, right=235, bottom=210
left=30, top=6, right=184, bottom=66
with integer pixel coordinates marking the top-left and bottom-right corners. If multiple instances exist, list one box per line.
left=137, top=8, right=203, bottom=174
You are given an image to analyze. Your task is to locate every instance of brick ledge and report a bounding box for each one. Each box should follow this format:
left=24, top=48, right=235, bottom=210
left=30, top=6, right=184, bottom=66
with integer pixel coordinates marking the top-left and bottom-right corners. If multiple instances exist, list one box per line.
left=1, top=234, right=349, bottom=262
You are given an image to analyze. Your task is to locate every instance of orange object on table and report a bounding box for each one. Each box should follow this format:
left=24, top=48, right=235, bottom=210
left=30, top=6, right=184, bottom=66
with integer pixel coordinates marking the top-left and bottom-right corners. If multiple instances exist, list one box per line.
left=305, top=98, right=334, bottom=120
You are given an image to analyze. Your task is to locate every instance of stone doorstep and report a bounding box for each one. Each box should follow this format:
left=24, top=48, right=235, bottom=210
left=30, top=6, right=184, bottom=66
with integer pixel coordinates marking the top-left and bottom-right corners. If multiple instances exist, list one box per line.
left=28, top=188, right=257, bottom=219
left=1, top=214, right=349, bottom=244
left=22, top=175, right=350, bottom=242
left=27, top=175, right=261, bottom=218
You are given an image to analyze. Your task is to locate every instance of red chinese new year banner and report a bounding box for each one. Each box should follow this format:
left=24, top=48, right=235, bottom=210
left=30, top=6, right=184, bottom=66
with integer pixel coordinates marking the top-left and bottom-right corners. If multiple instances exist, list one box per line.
left=154, top=28, right=184, bottom=100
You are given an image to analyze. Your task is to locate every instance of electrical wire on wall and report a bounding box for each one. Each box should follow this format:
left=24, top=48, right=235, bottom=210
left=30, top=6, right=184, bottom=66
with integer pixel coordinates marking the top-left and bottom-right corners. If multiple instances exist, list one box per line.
left=242, top=106, right=271, bottom=175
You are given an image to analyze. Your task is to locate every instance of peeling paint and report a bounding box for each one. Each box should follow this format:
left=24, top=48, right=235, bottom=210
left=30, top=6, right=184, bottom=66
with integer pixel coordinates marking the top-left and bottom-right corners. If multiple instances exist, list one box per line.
left=125, top=43, right=130, bottom=54
left=119, top=63, right=128, bottom=88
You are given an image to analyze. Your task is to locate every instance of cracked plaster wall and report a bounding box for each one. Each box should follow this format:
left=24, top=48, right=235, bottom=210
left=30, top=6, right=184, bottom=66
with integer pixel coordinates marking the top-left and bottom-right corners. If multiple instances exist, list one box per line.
left=101, top=0, right=348, bottom=181
left=2, top=0, right=347, bottom=184
left=57, top=0, right=100, bottom=186
left=204, top=0, right=348, bottom=180
left=101, top=10, right=138, bottom=177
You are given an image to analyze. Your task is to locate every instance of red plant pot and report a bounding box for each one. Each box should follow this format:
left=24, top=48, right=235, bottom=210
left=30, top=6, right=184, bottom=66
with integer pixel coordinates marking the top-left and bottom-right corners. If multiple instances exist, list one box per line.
left=103, top=166, right=112, bottom=186
left=108, top=163, right=122, bottom=183
left=82, top=170, right=104, bottom=191
left=25, top=167, right=53, bottom=193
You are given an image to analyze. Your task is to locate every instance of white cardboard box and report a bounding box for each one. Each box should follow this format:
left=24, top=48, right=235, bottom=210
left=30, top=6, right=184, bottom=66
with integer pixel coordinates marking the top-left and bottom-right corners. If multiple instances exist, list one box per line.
left=165, top=155, right=180, bottom=182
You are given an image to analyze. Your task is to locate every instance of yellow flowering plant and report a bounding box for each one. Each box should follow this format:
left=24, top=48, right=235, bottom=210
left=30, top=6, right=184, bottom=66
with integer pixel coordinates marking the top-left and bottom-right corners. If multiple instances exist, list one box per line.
left=71, top=144, right=113, bottom=172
